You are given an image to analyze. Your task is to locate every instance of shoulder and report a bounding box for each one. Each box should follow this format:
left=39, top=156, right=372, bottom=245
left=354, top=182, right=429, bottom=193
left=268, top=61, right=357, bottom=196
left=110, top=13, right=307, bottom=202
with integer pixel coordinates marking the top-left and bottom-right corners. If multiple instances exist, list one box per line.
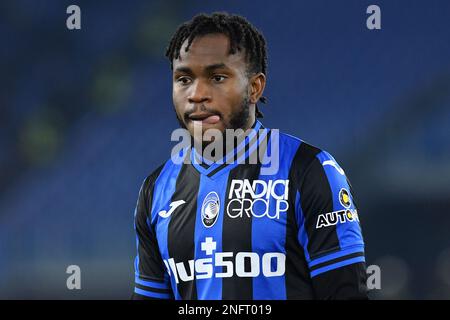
left=277, top=131, right=324, bottom=166
left=139, top=162, right=166, bottom=198
left=279, top=133, right=346, bottom=191
left=139, top=153, right=187, bottom=198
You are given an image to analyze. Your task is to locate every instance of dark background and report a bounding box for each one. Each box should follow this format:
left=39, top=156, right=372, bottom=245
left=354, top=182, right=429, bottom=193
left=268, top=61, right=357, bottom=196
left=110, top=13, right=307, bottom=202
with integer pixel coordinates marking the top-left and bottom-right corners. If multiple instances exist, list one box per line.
left=1, top=0, right=449, bottom=299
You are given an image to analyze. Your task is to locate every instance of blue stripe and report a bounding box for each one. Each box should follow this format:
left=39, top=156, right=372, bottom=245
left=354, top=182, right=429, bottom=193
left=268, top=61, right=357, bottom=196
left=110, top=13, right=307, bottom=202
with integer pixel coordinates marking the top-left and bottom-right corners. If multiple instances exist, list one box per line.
left=223, top=120, right=261, bottom=165
left=315, top=151, right=364, bottom=249
left=222, top=128, right=269, bottom=176
left=152, top=159, right=183, bottom=300
left=134, top=185, right=143, bottom=278
left=308, top=245, right=364, bottom=268
left=193, top=172, right=228, bottom=299
left=134, top=287, right=172, bottom=299
left=135, top=276, right=169, bottom=289
left=191, top=147, right=209, bottom=173
left=234, top=128, right=267, bottom=164
left=310, top=256, right=366, bottom=278
left=295, top=190, right=311, bottom=262
left=134, top=256, right=139, bottom=277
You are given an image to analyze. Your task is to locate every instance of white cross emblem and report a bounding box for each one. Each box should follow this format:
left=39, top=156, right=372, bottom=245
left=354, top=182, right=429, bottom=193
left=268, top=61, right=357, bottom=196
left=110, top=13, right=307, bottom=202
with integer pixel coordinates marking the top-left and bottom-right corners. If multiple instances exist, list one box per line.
left=201, top=237, right=217, bottom=256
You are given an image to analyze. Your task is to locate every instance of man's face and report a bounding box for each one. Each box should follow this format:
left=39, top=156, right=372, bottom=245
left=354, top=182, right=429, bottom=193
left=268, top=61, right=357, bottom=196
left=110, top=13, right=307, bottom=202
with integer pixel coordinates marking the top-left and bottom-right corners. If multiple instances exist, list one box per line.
left=172, top=33, right=254, bottom=139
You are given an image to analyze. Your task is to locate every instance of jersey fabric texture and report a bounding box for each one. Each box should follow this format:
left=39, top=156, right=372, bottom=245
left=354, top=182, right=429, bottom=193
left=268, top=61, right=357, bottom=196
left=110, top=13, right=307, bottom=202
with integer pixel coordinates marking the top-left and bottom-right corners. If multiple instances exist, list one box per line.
left=132, top=120, right=367, bottom=300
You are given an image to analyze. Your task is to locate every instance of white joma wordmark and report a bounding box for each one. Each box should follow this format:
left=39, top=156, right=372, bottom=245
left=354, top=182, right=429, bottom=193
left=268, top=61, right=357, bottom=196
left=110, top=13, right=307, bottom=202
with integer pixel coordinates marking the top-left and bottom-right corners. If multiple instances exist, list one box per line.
left=158, top=200, right=186, bottom=218
left=322, top=160, right=345, bottom=175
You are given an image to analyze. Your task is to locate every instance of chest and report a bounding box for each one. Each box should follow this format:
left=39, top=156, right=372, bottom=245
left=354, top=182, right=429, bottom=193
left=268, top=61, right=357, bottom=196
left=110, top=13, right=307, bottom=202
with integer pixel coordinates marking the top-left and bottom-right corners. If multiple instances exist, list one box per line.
left=152, top=171, right=296, bottom=262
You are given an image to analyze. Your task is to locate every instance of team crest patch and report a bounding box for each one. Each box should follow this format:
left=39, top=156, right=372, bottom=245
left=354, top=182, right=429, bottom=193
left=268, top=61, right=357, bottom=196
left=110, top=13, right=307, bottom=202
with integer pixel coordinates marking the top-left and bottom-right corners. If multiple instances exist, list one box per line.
left=201, top=191, right=220, bottom=228
left=339, top=188, right=351, bottom=208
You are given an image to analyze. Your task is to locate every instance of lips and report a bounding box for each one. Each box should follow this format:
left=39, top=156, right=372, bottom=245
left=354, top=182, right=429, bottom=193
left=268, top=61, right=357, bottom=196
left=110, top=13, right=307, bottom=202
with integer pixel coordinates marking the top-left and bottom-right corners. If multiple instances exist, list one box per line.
left=188, top=112, right=221, bottom=125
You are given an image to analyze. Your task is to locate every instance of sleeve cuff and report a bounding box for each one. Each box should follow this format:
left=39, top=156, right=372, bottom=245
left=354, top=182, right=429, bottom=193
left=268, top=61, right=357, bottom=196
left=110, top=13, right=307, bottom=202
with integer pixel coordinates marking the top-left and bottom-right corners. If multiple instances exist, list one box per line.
left=134, top=276, right=173, bottom=299
left=308, top=245, right=365, bottom=278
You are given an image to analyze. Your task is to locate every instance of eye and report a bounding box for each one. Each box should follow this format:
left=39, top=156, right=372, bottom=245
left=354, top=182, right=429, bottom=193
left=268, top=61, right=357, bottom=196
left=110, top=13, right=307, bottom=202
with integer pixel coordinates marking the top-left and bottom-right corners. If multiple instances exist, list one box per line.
left=212, top=75, right=227, bottom=83
left=176, top=76, right=192, bottom=85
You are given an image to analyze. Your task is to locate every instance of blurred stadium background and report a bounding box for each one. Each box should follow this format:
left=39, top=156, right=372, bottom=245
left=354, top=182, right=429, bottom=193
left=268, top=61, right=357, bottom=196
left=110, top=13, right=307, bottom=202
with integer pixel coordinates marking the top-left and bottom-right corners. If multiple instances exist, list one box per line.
left=1, top=0, right=449, bottom=299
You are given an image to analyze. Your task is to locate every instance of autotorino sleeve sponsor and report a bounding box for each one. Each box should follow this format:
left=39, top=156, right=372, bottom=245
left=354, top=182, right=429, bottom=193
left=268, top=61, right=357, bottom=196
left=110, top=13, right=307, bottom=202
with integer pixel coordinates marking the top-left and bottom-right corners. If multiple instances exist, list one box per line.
left=132, top=174, right=174, bottom=300
left=296, top=151, right=366, bottom=280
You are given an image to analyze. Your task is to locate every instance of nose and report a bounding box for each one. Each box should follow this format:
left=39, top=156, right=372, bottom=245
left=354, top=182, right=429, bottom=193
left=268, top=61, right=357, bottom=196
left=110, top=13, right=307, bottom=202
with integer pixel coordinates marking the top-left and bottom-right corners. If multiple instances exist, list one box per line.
left=188, top=79, right=211, bottom=104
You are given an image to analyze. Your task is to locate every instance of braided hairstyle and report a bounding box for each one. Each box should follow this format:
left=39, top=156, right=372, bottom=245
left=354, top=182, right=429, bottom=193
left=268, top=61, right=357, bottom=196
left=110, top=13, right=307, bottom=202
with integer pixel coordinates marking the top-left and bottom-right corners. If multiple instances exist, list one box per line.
left=165, top=12, right=268, bottom=118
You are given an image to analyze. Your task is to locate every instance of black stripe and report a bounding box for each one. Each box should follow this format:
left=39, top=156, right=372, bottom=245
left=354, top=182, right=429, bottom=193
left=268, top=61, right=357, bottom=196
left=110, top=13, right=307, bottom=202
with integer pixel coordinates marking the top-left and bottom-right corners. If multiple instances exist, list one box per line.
left=200, top=162, right=210, bottom=169
left=309, top=252, right=364, bottom=272
left=132, top=291, right=170, bottom=300
left=284, top=200, right=314, bottom=298
left=134, top=283, right=173, bottom=294
left=292, top=142, right=340, bottom=259
left=302, top=157, right=341, bottom=257
left=137, top=164, right=165, bottom=279
left=221, top=162, right=262, bottom=299
left=145, top=164, right=165, bottom=220
left=206, top=160, right=229, bottom=177
left=167, top=164, right=200, bottom=299
left=311, top=262, right=368, bottom=299
left=288, top=142, right=321, bottom=193
left=199, top=162, right=209, bottom=170
left=235, top=127, right=259, bottom=162
left=284, top=143, right=322, bottom=299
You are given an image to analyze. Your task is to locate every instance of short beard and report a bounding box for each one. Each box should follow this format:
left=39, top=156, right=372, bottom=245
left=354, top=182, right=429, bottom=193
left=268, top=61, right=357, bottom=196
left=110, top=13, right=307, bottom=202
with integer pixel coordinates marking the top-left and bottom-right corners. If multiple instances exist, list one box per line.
left=228, top=93, right=251, bottom=131
left=173, top=92, right=252, bottom=154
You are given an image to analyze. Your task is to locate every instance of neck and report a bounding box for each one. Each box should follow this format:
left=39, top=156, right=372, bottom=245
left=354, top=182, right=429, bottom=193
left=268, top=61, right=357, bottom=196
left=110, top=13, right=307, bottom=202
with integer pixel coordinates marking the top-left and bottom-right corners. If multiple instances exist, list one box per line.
left=193, top=119, right=259, bottom=163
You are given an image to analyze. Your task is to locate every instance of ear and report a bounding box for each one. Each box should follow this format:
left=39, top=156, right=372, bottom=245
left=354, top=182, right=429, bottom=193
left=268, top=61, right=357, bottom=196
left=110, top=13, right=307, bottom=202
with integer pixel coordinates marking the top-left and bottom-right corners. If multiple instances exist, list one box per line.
left=249, top=72, right=266, bottom=104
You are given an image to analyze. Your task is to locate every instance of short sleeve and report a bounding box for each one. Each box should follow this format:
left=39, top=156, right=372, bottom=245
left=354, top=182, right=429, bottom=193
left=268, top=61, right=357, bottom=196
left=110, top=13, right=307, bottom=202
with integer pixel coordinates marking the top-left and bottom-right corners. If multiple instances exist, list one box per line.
left=295, top=149, right=367, bottom=299
left=132, top=169, right=174, bottom=300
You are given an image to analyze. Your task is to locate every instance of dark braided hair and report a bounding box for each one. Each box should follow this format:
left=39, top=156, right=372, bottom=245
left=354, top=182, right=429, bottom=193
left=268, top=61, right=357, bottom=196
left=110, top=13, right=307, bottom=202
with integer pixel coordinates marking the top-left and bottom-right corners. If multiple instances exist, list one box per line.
left=165, top=12, right=268, bottom=118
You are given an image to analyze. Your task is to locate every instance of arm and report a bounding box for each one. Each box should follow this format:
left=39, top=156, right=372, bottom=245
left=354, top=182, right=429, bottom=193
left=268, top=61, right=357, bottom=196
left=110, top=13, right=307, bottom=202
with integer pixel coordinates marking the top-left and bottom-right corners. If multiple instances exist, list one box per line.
left=296, top=149, right=368, bottom=299
left=132, top=169, right=174, bottom=300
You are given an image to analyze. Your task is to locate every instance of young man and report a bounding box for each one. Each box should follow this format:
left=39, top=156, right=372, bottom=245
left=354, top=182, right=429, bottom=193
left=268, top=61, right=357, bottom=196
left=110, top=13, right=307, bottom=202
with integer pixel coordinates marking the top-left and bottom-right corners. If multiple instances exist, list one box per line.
left=132, top=12, right=367, bottom=300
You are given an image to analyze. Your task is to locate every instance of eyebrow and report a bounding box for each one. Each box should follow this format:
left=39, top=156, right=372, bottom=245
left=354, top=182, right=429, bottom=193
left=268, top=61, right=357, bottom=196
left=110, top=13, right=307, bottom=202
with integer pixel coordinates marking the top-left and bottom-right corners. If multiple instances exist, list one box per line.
left=174, top=63, right=229, bottom=74
left=204, top=63, right=228, bottom=73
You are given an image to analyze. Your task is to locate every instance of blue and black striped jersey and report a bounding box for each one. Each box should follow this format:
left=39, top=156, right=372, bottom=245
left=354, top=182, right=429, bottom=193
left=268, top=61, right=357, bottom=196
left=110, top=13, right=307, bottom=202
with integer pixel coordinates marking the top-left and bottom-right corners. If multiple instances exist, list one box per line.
left=132, top=120, right=367, bottom=300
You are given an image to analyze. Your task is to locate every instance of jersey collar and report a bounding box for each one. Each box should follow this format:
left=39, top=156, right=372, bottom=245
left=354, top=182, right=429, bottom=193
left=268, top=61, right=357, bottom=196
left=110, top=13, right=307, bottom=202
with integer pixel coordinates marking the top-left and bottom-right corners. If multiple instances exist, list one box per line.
left=189, top=120, right=269, bottom=178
